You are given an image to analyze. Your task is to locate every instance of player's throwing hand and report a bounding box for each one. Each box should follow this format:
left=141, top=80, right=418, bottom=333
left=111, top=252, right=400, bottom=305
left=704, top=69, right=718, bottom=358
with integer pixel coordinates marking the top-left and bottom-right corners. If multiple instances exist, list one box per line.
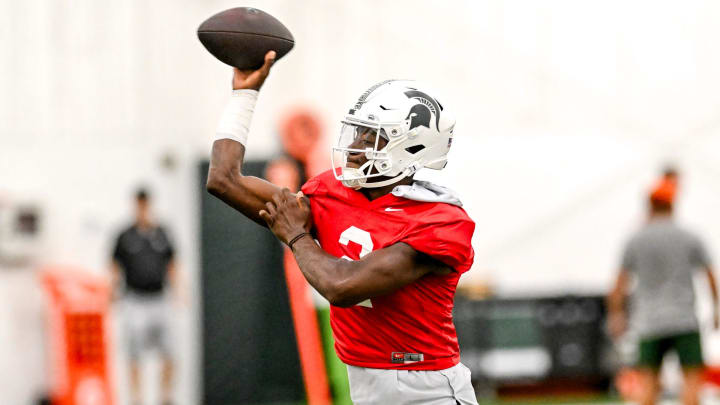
left=232, top=50, right=276, bottom=90
left=259, top=189, right=312, bottom=246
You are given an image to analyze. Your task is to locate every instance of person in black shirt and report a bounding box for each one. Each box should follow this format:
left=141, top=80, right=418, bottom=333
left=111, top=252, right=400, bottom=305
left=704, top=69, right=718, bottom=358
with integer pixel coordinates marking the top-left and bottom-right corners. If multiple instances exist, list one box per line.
left=111, top=188, right=177, bottom=405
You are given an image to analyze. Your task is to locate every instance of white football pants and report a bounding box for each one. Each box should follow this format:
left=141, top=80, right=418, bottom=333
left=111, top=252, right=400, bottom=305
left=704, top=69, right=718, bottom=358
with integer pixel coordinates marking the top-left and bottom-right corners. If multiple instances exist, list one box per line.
left=346, top=362, right=478, bottom=405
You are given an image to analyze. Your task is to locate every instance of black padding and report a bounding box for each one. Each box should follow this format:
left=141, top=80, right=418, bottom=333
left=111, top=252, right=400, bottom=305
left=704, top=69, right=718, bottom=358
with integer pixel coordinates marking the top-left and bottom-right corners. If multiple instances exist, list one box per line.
left=200, top=160, right=304, bottom=404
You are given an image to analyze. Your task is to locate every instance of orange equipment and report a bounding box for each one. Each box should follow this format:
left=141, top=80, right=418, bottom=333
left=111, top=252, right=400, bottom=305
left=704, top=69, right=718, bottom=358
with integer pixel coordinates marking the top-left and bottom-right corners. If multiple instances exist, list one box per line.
left=41, top=269, right=114, bottom=405
left=266, top=148, right=332, bottom=405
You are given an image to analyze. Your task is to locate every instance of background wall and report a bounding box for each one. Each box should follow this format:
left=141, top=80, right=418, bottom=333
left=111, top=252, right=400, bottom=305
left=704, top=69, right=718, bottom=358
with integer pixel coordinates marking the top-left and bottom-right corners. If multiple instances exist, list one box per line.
left=2, top=0, right=720, bottom=404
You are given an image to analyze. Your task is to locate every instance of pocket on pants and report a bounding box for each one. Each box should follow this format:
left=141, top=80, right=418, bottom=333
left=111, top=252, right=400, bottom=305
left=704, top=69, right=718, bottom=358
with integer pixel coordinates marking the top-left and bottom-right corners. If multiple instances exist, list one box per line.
left=439, top=363, right=478, bottom=405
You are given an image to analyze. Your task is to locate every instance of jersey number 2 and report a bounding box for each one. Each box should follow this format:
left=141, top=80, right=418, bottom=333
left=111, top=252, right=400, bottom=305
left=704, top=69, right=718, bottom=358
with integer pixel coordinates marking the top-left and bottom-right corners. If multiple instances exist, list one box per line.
left=338, top=226, right=374, bottom=308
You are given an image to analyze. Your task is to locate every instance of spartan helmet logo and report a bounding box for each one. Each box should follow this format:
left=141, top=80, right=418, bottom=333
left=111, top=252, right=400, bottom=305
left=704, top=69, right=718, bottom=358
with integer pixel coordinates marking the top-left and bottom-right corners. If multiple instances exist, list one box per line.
left=404, top=89, right=442, bottom=131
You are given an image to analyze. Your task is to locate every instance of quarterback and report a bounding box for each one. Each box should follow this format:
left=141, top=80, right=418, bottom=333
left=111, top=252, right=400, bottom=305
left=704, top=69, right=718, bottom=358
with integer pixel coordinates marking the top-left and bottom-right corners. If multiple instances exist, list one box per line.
left=206, top=51, right=478, bottom=405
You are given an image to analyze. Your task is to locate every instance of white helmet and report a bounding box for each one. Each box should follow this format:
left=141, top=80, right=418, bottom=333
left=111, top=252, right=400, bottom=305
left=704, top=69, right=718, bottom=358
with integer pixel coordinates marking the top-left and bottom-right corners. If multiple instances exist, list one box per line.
left=332, top=80, right=456, bottom=189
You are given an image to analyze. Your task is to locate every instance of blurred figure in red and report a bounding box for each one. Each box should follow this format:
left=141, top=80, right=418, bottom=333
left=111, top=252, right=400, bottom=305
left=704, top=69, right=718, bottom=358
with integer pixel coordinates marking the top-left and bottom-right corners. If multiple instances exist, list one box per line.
left=111, top=188, right=178, bottom=405
left=608, top=168, right=719, bottom=405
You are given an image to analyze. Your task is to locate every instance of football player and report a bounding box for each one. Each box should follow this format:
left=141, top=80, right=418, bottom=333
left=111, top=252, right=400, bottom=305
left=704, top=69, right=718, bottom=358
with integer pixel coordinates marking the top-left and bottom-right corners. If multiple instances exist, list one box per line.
left=207, top=51, right=478, bottom=404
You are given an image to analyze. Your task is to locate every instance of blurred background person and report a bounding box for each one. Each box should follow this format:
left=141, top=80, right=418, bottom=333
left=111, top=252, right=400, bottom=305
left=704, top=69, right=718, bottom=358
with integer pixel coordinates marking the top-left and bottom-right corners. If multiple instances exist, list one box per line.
left=607, top=170, right=719, bottom=405
left=111, top=188, right=179, bottom=405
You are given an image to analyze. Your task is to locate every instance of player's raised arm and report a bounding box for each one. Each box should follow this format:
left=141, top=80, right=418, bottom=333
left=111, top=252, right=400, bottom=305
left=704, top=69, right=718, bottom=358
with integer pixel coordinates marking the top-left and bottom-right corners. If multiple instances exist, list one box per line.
left=206, top=51, right=284, bottom=227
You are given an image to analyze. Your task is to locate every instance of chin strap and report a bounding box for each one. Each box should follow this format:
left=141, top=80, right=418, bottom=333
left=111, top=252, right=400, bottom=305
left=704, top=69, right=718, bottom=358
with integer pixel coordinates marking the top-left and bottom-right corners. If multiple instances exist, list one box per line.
left=339, top=159, right=422, bottom=189
left=342, top=168, right=413, bottom=189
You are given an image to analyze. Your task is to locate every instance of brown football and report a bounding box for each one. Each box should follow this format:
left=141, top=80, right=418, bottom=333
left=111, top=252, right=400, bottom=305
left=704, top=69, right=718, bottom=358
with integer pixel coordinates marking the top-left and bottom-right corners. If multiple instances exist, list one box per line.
left=197, top=7, right=294, bottom=69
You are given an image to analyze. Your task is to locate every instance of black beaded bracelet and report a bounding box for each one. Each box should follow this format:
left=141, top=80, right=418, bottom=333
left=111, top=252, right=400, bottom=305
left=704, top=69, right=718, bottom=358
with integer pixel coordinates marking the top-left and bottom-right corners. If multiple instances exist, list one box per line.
left=288, top=232, right=311, bottom=251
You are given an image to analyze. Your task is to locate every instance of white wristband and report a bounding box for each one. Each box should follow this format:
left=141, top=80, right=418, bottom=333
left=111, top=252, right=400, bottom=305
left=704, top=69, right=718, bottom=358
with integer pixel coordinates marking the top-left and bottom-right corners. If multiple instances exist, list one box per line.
left=215, top=89, right=258, bottom=146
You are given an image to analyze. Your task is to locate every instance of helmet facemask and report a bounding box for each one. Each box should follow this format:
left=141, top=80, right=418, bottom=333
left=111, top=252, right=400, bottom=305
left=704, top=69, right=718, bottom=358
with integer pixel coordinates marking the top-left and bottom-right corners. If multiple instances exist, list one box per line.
left=332, top=122, right=394, bottom=189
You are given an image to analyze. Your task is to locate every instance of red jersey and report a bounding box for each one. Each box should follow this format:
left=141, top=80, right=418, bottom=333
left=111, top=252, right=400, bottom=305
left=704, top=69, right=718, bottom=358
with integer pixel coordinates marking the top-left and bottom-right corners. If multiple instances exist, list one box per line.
left=301, top=170, right=475, bottom=370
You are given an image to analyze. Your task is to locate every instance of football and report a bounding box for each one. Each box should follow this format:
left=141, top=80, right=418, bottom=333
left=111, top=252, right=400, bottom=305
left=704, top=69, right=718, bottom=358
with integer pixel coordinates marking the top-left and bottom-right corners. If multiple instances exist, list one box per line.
left=197, top=7, right=294, bottom=69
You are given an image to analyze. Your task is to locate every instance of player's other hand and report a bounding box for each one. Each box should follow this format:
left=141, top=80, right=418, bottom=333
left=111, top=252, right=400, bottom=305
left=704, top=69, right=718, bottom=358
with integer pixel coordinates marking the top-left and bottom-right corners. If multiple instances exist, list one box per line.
left=233, top=50, right=276, bottom=90
left=259, top=188, right=312, bottom=245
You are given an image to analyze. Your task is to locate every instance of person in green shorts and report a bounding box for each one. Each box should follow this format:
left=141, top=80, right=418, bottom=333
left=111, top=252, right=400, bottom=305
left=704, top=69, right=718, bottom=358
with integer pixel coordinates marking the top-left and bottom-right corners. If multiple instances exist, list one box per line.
left=608, top=170, right=719, bottom=405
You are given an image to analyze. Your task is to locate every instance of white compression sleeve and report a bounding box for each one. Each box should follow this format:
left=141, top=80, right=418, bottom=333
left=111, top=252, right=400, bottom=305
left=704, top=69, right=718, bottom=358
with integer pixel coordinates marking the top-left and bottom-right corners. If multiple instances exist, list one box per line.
left=215, top=89, right=258, bottom=146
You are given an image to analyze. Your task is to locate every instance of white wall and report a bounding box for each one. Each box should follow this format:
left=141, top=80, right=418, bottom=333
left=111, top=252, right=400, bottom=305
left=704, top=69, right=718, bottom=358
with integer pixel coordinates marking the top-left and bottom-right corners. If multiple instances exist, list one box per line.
left=2, top=0, right=720, bottom=403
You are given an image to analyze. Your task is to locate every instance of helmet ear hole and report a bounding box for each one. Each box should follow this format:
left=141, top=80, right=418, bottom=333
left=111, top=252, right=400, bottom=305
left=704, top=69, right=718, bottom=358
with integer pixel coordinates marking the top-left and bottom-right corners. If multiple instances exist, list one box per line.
left=404, top=145, right=426, bottom=154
